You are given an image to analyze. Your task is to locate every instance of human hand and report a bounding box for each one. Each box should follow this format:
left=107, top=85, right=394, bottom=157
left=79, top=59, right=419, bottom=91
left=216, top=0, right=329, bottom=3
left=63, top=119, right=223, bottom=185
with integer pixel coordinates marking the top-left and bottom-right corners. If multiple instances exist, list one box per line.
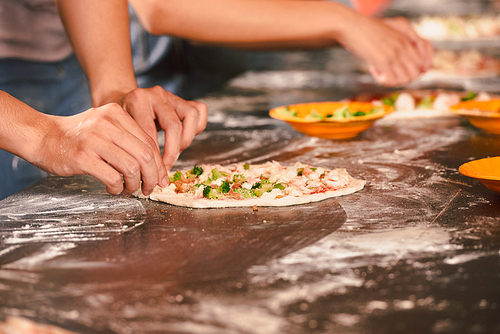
left=382, top=17, right=434, bottom=71
left=337, top=13, right=434, bottom=86
left=33, top=103, right=168, bottom=196
left=119, top=86, right=208, bottom=171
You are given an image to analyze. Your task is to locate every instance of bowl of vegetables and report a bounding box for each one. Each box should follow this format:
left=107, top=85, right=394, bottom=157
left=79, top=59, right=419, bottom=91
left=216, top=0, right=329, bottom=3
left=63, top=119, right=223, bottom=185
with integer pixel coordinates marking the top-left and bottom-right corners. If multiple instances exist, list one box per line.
left=269, top=101, right=394, bottom=139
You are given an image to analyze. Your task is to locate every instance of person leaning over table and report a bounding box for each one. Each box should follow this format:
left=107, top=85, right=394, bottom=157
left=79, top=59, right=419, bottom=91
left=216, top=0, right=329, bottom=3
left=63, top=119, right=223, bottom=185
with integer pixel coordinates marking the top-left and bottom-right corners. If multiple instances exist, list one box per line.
left=127, top=0, right=433, bottom=99
left=0, top=0, right=208, bottom=200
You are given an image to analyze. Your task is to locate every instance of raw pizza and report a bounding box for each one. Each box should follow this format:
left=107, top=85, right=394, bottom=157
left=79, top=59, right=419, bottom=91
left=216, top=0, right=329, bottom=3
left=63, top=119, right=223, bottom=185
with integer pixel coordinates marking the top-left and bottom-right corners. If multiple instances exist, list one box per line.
left=347, top=89, right=495, bottom=118
left=412, top=15, right=500, bottom=41
left=426, top=49, right=500, bottom=78
left=134, top=161, right=365, bottom=208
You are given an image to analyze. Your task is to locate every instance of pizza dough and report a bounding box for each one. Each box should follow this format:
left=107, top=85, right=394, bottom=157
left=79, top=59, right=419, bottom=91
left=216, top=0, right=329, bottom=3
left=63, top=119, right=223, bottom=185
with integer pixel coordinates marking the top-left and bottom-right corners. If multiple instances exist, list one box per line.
left=348, top=89, right=495, bottom=119
left=425, top=49, right=500, bottom=78
left=134, top=161, right=365, bottom=208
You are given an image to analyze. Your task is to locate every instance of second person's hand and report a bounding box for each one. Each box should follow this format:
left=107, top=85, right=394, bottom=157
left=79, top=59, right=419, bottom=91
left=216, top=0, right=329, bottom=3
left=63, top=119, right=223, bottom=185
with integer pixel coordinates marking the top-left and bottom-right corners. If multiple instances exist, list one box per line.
left=336, top=9, right=434, bottom=86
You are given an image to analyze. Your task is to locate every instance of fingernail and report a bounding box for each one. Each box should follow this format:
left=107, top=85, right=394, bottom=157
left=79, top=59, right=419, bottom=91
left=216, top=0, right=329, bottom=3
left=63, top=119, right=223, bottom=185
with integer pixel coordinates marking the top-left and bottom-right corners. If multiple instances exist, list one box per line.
left=161, top=175, right=169, bottom=187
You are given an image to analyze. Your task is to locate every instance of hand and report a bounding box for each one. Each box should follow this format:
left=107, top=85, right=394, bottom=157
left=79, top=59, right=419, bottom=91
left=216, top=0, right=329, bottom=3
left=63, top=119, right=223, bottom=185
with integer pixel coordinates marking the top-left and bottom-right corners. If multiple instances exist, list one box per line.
left=337, top=13, right=434, bottom=86
left=382, top=17, right=434, bottom=73
left=119, top=86, right=208, bottom=171
left=33, top=103, right=168, bottom=196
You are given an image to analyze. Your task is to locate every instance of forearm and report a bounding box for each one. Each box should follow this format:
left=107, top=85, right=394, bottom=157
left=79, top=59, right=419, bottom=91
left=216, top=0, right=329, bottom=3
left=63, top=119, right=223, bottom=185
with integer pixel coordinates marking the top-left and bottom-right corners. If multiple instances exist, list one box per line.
left=55, top=0, right=137, bottom=106
left=0, top=91, right=52, bottom=162
left=129, top=0, right=355, bottom=50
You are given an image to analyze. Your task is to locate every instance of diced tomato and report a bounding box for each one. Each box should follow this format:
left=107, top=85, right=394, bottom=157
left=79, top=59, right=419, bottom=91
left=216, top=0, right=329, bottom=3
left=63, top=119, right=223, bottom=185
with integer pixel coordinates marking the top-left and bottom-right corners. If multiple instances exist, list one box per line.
left=302, top=165, right=312, bottom=177
left=309, top=185, right=329, bottom=194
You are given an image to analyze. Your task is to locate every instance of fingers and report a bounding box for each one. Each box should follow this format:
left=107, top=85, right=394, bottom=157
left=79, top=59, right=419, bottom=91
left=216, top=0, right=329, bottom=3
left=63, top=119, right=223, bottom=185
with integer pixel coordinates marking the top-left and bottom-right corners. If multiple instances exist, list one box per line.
left=121, top=89, right=160, bottom=147
left=370, top=47, right=422, bottom=86
left=123, top=87, right=208, bottom=171
left=64, top=104, right=166, bottom=196
left=120, top=94, right=169, bottom=188
left=104, top=105, right=167, bottom=194
left=382, top=43, right=422, bottom=86
left=167, top=94, right=208, bottom=151
left=343, top=13, right=434, bottom=87
left=107, top=123, right=160, bottom=195
left=386, top=17, right=435, bottom=71
left=417, top=37, right=434, bottom=71
left=373, top=17, right=434, bottom=86
left=157, top=108, right=183, bottom=171
left=189, top=101, right=209, bottom=134
left=81, top=157, right=126, bottom=195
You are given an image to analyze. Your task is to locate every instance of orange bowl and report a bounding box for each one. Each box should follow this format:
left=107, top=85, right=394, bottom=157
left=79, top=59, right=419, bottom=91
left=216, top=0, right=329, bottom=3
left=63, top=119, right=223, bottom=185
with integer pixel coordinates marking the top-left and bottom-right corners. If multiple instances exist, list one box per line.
left=459, top=157, right=500, bottom=193
left=269, top=102, right=394, bottom=139
left=450, top=99, right=500, bottom=134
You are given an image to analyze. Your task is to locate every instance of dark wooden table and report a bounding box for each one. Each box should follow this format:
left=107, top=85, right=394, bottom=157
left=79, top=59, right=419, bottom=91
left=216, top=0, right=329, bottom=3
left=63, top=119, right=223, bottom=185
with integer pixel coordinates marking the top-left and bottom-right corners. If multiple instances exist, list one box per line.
left=1, top=78, right=500, bottom=333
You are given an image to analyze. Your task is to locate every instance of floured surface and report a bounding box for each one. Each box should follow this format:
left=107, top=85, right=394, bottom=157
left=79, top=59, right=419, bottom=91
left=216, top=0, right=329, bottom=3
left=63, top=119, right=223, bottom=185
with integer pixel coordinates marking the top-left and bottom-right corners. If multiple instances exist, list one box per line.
left=1, top=107, right=500, bottom=334
left=2, top=35, right=500, bottom=334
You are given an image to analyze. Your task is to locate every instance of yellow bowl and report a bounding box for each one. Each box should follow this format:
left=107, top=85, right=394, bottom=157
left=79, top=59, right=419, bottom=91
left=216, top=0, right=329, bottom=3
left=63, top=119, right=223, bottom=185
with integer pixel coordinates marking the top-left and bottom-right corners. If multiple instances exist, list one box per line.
left=450, top=99, right=500, bottom=135
left=459, top=157, right=500, bottom=193
left=269, top=102, right=394, bottom=139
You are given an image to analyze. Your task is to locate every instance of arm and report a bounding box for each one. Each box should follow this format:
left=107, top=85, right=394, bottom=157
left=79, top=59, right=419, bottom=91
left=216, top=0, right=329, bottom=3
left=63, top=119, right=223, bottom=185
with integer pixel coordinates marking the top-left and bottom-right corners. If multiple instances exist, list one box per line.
left=130, top=0, right=344, bottom=50
left=0, top=91, right=167, bottom=195
left=130, top=0, right=433, bottom=87
left=55, top=0, right=135, bottom=107
left=55, top=0, right=208, bottom=170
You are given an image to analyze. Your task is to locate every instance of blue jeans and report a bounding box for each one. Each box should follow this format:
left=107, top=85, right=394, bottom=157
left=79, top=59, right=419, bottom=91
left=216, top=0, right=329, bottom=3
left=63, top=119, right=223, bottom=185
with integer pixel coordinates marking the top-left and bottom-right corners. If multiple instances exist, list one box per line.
left=0, top=54, right=91, bottom=200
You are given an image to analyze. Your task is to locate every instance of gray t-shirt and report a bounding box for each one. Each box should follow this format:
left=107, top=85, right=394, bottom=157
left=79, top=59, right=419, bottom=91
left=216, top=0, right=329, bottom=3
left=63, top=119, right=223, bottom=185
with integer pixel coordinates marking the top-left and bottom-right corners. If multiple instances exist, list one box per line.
left=0, top=0, right=72, bottom=61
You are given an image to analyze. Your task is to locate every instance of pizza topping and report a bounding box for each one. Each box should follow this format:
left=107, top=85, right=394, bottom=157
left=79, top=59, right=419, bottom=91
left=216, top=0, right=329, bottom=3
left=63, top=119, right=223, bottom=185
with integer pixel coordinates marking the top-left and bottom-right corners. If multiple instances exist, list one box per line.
left=432, top=93, right=461, bottom=111
left=393, top=92, right=416, bottom=111
left=233, top=188, right=256, bottom=198
left=378, top=90, right=488, bottom=113
left=170, top=171, right=182, bottom=182
left=274, top=183, right=286, bottom=190
left=380, top=93, right=399, bottom=107
left=203, top=186, right=223, bottom=199
left=276, top=102, right=385, bottom=120
left=162, top=161, right=352, bottom=201
left=134, top=161, right=366, bottom=208
left=186, top=165, right=203, bottom=178
left=461, top=91, right=478, bottom=101
left=416, top=95, right=435, bottom=109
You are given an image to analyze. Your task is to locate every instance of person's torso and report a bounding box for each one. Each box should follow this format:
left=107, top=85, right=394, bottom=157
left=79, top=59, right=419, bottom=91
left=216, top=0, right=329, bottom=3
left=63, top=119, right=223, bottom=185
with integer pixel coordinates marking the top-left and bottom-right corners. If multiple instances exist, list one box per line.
left=0, top=0, right=72, bottom=62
